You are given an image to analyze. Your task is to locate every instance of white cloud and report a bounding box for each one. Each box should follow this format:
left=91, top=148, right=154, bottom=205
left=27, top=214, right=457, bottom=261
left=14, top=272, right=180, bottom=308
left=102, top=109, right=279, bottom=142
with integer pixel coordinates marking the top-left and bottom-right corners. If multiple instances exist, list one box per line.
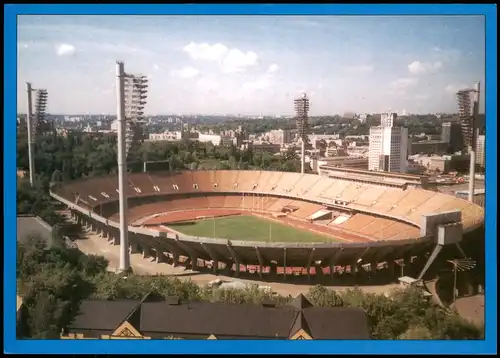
left=184, top=42, right=228, bottom=61
left=408, top=60, right=443, bottom=75
left=241, top=63, right=281, bottom=93
left=196, top=77, right=220, bottom=92
left=153, top=63, right=160, bottom=71
left=221, top=48, right=258, bottom=73
left=344, top=64, right=374, bottom=74
left=241, top=77, right=271, bottom=92
left=267, top=63, right=279, bottom=73
left=55, top=43, right=76, bottom=56
left=172, top=66, right=200, bottom=79
left=390, top=77, right=419, bottom=89
left=445, top=84, right=468, bottom=94
left=183, top=42, right=258, bottom=73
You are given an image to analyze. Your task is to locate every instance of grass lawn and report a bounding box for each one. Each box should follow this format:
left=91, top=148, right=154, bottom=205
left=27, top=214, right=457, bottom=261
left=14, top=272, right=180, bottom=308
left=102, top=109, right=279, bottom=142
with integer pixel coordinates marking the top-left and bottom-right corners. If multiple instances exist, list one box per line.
left=167, top=215, right=336, bottom=243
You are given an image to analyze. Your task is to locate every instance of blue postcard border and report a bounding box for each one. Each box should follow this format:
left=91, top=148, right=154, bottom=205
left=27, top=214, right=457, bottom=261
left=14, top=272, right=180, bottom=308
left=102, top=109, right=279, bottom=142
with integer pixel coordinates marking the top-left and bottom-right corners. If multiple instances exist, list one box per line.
left=4, top=4, right=497, bottom=355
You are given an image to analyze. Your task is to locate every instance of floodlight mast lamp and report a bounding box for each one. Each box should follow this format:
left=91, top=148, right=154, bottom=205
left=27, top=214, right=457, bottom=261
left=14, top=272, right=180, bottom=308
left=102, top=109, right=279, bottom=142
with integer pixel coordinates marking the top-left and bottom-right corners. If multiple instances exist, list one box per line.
left=456, top=81, right=480, bottom=203
left=294, top=93, right=310, bottom=174
left=25, top=83, right=48, bottom=187
left=123, top=74, right=148, bottom=155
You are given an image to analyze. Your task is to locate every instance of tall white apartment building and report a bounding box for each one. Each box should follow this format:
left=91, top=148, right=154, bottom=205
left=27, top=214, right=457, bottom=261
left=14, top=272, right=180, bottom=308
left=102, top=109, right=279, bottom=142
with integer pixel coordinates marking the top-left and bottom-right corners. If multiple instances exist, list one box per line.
left=476, top=134, right=485, bottom=168
left=368, top=113, right=408, bottom=173
left=380, top=112, right=397, bottom=128
left=268, top=129, right=291, bottom=145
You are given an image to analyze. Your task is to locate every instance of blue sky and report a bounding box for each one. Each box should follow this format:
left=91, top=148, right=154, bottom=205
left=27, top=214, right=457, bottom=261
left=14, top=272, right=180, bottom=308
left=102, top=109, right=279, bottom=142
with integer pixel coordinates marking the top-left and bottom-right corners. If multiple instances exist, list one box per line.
left=17, top=15, right=485, bottom=116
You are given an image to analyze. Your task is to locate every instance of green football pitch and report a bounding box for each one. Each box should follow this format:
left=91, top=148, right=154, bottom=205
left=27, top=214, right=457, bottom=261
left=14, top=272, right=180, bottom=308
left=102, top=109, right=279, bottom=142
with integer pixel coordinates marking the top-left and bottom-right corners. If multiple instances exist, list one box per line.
left=167, top=215, right=336, bottom=243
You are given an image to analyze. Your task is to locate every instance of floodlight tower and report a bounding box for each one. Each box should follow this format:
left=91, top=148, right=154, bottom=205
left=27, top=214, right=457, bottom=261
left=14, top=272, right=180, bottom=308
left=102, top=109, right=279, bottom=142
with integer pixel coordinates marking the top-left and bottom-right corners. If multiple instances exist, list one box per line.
left=456, top=82, right=480, bottom=203
left=115, top=61, right=149, bottom=273
left=25, top=83, right=48, bottom=187
left=294, top=93, right=310, bottom=174
left=124, top=74, right=148, bottom=155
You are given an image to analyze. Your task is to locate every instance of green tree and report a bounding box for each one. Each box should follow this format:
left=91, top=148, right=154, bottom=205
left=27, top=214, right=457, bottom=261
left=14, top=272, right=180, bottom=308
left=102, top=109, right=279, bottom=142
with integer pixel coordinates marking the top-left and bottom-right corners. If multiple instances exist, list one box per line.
left=398, top=325, right=433, bottom=339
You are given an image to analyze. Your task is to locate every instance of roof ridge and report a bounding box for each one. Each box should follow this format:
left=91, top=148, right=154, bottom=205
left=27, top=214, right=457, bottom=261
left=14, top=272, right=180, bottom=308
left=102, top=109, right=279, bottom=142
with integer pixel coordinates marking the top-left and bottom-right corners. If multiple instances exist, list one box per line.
left=111, top=295, right=148, bottom=332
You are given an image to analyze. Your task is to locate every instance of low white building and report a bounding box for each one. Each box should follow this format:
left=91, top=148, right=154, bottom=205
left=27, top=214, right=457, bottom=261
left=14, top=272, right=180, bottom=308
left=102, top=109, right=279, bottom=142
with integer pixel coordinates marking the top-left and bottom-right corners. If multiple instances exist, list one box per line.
left=149, top=131, right=182, bottom=141
left=198, top=134, right=222, bottom=146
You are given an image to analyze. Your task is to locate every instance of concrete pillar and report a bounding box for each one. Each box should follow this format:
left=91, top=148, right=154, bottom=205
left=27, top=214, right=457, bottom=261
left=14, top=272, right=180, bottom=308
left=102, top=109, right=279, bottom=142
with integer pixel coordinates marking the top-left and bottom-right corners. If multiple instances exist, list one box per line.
left=351, top=261, right=359, bottom=276
left=306, top=248, right=315, bottom=280
left=142, top=247, right=151, bottom=259
left=171, top=255, right=179, bottom=267
left=201, top=243, right=219, bottom=273
left=255, top=247, right=265, bottom=279
left=155, top=250, right=165, bottom=263
left=314, top=264, right=323, bottom=278
left=227, top=243, right=241, bottom=277
left=129, top=244, right=139, bottom=254
left=270, top=263, right=278, bottom=277
left=329, top=263, right=335, bottom=278
left=387, top=259, right=396, bottom=278
left=283, top=248, right=287, bottom=281
left=234, top=262, right=240, bottom=277
left=190, top=256, right=199, bottom=270
left=403, top=256, right=412, bottom=276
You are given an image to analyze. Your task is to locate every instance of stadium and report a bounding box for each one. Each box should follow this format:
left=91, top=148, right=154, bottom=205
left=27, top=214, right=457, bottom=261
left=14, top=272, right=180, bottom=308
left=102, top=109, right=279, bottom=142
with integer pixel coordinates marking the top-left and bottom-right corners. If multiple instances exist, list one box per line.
left=50, top=169, right=485, bottom=281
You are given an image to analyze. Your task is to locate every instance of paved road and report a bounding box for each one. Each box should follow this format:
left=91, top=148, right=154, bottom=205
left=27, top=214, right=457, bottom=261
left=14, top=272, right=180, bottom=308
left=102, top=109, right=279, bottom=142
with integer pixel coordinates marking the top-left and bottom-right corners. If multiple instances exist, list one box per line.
left=454, top=295, right=485, bottom=326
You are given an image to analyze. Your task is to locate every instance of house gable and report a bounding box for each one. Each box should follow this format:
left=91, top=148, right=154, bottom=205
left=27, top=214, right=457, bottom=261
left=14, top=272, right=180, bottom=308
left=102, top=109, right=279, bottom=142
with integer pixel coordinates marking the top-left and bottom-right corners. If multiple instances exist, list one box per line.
left=110, top=321, right=143, bottom=339
left=290, top=328, right=313, bottom=340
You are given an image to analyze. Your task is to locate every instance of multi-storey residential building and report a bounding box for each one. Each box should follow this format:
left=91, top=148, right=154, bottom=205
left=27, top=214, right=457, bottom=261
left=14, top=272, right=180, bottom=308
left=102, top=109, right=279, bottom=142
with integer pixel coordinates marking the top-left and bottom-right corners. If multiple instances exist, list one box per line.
left=267, top=129, right=292, bottom=145
left=368, top=113, right=408, bottom=173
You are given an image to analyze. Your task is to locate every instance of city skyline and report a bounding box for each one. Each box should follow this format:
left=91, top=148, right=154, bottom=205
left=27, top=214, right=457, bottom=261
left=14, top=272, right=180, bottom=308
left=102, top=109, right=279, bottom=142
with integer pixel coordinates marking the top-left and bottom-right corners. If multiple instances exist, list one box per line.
left=17, top=15, right=485, bottom=116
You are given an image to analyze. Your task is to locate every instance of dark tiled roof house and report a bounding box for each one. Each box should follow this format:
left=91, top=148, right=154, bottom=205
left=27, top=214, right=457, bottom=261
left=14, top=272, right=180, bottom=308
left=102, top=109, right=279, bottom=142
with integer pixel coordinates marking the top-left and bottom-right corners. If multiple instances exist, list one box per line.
left=61, top=294, right=370, bottom=340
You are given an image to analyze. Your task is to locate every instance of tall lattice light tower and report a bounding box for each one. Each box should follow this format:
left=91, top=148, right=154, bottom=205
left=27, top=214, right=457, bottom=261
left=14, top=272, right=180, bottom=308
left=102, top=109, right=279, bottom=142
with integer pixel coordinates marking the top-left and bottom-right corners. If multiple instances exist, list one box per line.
left=115, top=61, right=149, bottom=273
left=456, top=82, right=480, bottom=203
left=294, top=93, right=310, bottom=174
left=25, top=83, right=48, bottom=187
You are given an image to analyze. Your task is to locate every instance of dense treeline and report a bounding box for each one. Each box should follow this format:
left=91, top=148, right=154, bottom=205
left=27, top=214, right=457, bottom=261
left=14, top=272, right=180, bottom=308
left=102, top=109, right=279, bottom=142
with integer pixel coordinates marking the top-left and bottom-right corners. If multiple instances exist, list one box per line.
left=188, top=114, right=456, bottom=137
left=16, top=129, right=304, bottom=184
